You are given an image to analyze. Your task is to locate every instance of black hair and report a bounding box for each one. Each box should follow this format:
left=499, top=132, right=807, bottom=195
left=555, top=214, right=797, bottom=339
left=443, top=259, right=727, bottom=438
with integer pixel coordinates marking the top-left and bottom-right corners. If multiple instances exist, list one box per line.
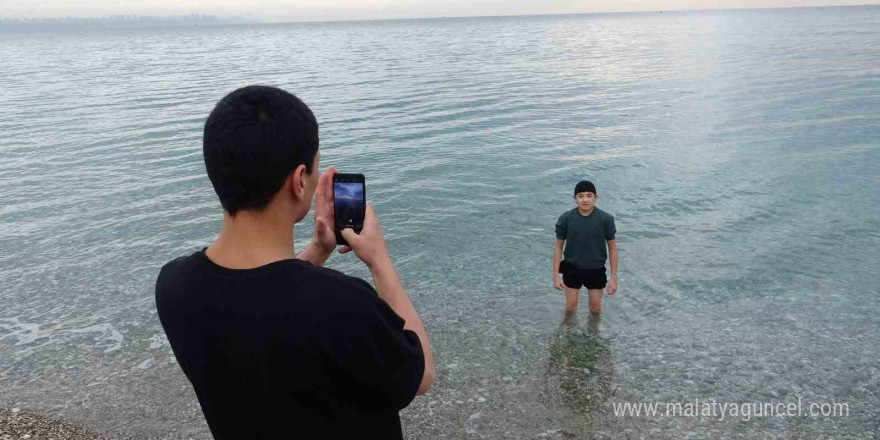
left=574, top=180, right=597, bottom=196
left=203, top=85, right=319, bottom=217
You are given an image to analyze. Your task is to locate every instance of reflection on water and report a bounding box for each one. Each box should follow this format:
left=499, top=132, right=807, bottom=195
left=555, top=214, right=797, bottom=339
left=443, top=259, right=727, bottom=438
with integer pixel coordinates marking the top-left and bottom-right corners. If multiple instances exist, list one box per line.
left=544, top=312, right=615, bottom=413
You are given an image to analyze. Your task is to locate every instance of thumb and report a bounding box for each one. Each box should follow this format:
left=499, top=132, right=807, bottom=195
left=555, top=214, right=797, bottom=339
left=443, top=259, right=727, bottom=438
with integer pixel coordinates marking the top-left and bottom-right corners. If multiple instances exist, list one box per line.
left=340, top=228, right=359, bottom=244
left=315, top=216, right=328, bottom=232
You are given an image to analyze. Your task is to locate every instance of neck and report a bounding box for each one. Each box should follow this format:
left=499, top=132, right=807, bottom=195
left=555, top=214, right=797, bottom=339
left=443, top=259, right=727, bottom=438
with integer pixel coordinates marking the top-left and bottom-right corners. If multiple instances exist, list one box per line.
left=207, top=210, right=295, bottom=269
left=578, top=206, right=595, bottom=216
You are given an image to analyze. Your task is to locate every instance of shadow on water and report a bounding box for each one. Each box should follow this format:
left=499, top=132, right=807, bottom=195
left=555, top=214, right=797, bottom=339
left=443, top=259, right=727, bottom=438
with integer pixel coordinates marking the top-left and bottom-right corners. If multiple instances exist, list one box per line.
left=542, top=311, right=616, bottom=417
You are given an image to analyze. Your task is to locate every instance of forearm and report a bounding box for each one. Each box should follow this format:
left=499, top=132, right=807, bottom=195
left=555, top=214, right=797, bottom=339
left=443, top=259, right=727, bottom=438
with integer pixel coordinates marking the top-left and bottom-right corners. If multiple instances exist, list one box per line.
left=296, top=241, right=332, bottom=267
left=368, top=257, right=435, bottom=393
left=552, top=247, right=562, bottom=277
left=609, top=247, right=618, bottom=278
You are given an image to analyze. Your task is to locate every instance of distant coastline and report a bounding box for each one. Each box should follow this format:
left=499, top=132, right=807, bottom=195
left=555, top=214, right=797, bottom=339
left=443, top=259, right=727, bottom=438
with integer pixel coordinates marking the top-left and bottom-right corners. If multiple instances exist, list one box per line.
left=0, top=14, right=252, bottom=31
left=1, top=4, right=877, bottom=31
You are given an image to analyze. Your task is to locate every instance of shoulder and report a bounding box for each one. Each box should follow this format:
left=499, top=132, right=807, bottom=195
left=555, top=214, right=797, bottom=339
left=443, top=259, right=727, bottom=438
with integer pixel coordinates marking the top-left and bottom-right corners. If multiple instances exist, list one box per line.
left=154, top=252, right=204, bottom=317
left=595, top=207, right=614, bottom=221
left=301, top=266, right=398, bottom=330
left=156, top=252, right=198, bottom=290
left=158, top=254, right=190, bottom=275
left=305, top=264, right=376, bottom=297
left=292, top=264, right=381, bottom=317
left=558, top=208, right=575, bottom=221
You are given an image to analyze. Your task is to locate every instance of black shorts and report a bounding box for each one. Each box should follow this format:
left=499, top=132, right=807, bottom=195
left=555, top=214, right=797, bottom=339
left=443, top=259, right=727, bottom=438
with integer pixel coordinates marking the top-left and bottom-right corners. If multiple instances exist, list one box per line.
left=560, top=260, right=607, bottom=290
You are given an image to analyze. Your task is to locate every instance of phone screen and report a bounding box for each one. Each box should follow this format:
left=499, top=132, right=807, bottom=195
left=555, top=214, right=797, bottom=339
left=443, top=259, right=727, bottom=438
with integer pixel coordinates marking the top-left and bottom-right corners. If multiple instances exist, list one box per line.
left=333, top=181, right=365, bottom=229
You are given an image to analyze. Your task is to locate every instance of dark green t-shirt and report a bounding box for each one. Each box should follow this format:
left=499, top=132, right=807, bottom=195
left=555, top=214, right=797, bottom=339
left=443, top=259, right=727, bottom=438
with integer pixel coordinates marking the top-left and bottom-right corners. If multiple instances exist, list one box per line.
left=555, top=207, right=616, bottom=270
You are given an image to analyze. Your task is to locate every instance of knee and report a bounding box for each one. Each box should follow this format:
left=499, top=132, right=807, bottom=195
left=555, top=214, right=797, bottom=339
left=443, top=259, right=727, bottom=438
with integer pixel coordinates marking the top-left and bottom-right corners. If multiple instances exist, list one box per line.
left=565, top=289, right=579, bottom=312
left=588, top=299, right=601, bottom=314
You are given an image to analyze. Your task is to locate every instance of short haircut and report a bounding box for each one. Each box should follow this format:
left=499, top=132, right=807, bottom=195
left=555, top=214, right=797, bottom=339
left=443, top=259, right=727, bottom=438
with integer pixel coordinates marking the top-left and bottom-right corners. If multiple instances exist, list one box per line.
left=203, top=85, right=319, bottom=217
left=574, top=180, right=597, bottom=195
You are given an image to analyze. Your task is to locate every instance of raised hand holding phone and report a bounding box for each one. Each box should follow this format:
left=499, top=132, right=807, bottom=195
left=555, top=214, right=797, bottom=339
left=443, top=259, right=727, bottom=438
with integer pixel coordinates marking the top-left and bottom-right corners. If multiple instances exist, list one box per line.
left=339, top=204, right=390, bottom=269
left=333, top=173, right=365, bottom=247
left=311, top=166, right=338, bottom=253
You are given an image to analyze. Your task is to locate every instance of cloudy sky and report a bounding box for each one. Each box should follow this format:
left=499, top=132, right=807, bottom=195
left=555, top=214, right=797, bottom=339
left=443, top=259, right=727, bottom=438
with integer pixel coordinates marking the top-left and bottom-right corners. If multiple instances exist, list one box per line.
left=1, top=0, right=874, bottom=22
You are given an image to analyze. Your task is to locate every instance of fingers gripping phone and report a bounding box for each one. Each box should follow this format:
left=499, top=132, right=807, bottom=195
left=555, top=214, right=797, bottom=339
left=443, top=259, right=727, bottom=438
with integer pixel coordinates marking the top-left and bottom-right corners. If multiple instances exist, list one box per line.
left=333, top=173, right=365, bottom=247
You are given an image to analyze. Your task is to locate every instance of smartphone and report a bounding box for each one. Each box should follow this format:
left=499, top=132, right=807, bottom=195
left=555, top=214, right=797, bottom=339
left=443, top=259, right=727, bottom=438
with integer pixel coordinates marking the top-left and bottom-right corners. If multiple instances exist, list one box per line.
left=333, top=173, right=366, bottom=247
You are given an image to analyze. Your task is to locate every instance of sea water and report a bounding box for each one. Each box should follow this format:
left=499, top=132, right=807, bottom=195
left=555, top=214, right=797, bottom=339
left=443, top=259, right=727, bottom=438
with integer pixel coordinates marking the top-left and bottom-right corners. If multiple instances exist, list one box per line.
left=1, top=6, right=878, bottom=438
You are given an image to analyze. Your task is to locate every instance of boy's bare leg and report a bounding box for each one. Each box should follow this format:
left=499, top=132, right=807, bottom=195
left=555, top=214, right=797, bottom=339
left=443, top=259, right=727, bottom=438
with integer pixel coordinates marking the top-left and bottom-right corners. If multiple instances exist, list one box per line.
left=564, top=287, right=580, bottom=312
left=587, top=289, right=604, bottom=314
left=587, top=309, right=601, bottom=334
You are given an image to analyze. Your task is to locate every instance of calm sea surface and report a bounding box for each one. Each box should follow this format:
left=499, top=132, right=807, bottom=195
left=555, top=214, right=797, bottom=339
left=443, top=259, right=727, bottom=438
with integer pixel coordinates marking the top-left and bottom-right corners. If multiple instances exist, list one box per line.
left=1, top=6, right=879, bottom=438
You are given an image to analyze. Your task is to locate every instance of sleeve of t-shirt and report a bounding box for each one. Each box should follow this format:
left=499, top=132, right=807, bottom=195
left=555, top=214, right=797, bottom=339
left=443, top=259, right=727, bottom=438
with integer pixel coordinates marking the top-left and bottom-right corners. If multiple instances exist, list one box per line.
left=555, top=212, right=568, bottom=240
left=605, top=215, right=616, bottom=240
left=321, top=277, right=425, bottom=410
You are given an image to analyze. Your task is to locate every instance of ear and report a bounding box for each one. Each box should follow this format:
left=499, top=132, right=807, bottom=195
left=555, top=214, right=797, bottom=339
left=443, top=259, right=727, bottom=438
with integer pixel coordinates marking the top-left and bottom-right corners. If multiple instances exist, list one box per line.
left=290, top=164, right=309, bottom=202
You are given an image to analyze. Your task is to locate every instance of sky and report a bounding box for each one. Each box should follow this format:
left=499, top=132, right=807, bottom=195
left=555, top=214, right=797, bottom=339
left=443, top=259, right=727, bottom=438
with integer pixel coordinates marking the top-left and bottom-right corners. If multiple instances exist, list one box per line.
left=0, top=0, right=876, bottom=22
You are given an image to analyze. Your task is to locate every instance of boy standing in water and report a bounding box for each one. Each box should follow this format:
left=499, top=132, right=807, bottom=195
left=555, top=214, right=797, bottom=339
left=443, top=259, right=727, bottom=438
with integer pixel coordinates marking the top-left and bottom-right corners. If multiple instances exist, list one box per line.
left=553, top=181, right=618, bottom=314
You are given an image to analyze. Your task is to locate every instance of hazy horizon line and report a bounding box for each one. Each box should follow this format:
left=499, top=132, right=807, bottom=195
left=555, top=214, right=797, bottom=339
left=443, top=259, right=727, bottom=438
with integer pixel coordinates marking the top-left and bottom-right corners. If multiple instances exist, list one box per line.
left=260, top=3, right=878, bottom=24
left=2, top=3, right=876, bottom=27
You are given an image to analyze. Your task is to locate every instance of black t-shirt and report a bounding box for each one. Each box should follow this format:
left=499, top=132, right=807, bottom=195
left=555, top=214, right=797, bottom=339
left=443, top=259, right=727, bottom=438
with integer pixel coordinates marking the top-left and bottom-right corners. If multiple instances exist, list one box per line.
left=154, top=248, right=425, bottom=440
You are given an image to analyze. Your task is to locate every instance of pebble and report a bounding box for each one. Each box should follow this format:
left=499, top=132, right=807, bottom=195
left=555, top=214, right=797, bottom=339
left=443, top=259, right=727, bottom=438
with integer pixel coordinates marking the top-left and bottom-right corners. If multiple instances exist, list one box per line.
left=0, top=408, right=146, bottom=440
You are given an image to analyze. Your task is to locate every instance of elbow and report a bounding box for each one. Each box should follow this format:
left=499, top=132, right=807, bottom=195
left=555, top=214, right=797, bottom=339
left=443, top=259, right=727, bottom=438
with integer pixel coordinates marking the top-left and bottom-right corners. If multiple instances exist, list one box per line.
left=416, top=362, right=436, bottom=395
